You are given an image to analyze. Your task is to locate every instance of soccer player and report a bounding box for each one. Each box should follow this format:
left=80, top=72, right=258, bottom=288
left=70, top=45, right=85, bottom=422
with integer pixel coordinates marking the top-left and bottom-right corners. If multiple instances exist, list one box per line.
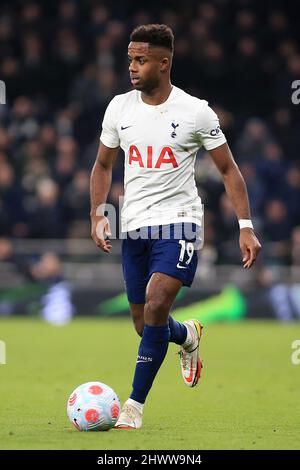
left=90, top=24, right=261, bottom=429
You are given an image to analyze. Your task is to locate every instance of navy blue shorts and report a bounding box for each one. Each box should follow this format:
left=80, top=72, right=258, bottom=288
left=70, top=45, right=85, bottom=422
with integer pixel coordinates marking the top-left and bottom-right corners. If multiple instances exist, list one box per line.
left=122, top=223, right=201, bottom=304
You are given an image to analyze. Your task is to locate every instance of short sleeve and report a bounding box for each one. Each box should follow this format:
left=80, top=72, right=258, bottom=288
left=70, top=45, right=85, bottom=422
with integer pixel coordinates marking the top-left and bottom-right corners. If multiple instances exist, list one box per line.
left=100, top=97, right=120, bottom=148
left=194, top=101, right=227, bottom=151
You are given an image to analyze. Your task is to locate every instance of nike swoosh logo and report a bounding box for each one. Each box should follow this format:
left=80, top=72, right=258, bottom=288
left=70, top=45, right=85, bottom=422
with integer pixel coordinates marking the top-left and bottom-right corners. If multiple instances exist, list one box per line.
left=185, top=361, right=194, bottom=383
left=177, top=263, right=188, bottom=269
left=121, top=125, right=132, bottom=130
left=136, top=360, right=151, bottom=363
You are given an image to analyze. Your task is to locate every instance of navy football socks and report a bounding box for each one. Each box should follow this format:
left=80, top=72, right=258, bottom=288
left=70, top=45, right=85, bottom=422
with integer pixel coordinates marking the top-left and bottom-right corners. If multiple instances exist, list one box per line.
left=136, top=317, right=187, bottom=344
left=130, top=324, right=170, bottom=404
left=168, top=316, right=188, bottom=345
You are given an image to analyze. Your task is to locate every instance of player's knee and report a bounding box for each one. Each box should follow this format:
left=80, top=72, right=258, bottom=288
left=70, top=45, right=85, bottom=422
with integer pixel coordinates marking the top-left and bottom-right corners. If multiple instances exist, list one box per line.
left=144, top=296, right=169, bottom=317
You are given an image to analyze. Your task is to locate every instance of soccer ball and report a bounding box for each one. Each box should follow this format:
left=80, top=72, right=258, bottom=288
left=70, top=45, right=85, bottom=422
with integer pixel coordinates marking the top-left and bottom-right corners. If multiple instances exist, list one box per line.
left=67, top=381, right=121, bottom=431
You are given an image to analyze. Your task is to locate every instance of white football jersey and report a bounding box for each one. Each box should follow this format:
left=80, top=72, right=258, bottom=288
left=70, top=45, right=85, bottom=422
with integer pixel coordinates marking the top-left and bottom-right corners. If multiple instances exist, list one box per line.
left=100, top=85, right=226, bottom=232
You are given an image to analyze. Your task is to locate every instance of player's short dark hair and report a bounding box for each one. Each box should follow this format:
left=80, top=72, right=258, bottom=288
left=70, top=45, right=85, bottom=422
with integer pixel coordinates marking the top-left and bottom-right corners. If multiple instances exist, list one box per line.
left=130, top=24, right=174, bottom=53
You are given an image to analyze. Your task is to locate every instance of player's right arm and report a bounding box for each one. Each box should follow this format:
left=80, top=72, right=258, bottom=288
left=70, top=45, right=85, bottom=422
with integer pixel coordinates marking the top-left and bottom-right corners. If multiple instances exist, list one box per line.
left=90, top=142, right=119, bottom=253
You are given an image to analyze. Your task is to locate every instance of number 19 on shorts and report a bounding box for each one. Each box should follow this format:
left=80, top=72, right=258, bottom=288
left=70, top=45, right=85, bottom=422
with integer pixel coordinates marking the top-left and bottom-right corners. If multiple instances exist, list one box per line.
left=177, top=240, right=194, bottom=268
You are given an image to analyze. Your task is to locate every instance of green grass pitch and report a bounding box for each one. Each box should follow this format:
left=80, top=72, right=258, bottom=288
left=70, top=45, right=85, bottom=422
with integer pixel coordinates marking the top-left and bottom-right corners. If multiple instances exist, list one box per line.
left=0, top=317, right=299, bottom=450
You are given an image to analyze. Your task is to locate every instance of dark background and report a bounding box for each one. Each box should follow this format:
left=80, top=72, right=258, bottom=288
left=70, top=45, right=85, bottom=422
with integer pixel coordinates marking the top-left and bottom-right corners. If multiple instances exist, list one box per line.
left=0, top=0, right=300, bottom=321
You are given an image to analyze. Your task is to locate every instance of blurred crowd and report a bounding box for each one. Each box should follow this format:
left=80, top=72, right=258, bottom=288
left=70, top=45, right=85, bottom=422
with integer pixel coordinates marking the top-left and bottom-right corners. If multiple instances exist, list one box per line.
left=0, top=237, right=74, bottom=323
left=0, top=0, right=300, bottom=266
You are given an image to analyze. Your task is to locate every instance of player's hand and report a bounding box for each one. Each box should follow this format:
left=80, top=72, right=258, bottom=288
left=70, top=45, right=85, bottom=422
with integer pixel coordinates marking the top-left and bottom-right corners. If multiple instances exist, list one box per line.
left=239, top=228, right=261, bottom=269
left=91, top=215, right=112, bottom=253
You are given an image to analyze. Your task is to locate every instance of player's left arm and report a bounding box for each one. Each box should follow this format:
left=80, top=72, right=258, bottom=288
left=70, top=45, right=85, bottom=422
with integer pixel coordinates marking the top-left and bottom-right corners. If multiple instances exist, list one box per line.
left=209, top=142, right=261, bottom=268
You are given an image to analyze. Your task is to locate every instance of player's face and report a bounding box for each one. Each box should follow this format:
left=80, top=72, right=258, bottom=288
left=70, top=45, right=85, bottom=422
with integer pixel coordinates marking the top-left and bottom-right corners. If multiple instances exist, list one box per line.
left=128, top=42, right=169, bottom=92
